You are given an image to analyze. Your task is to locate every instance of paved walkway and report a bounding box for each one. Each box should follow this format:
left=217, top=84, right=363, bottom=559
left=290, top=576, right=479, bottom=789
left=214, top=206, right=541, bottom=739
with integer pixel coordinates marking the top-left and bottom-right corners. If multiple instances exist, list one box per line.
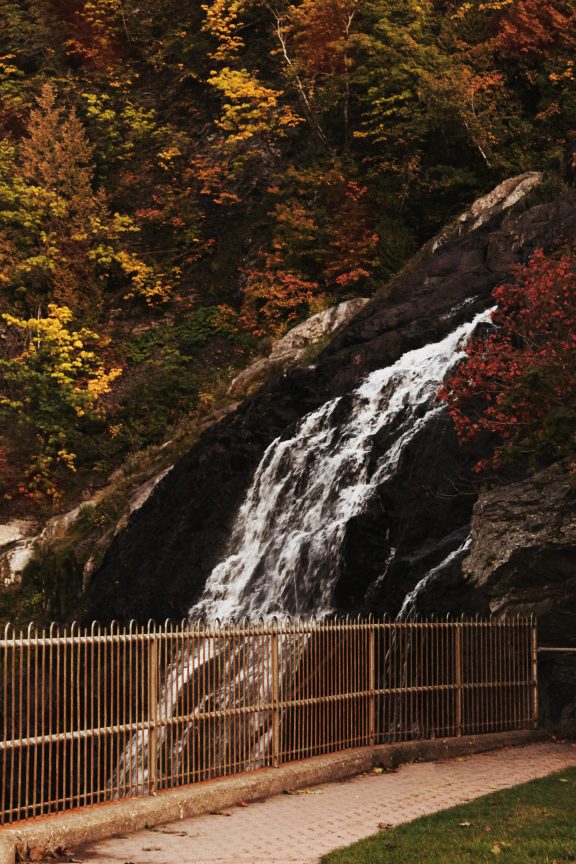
left=79, top=742, right=576, bottom=864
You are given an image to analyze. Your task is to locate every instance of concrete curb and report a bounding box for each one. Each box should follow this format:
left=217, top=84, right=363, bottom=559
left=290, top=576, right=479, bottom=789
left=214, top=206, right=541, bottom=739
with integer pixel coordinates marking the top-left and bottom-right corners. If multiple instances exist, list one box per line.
left=0, top=729, right=547, bottom=862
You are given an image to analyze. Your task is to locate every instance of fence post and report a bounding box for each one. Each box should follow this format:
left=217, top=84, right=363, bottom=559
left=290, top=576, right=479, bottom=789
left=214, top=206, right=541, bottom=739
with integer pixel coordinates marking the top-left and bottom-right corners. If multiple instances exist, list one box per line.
left=531, top=616, right=539, bottom=729
left=369, top=620, right=376, bottom=745
left=148, top=629, right=159, bottom=795
left=455, top=621, right=463, bottom=737
left=271, top=624, right=281, bottom=768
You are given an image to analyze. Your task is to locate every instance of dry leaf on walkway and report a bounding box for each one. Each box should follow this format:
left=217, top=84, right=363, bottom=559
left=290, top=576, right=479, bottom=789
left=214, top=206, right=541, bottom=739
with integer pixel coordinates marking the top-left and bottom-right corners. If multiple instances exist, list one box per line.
left=287, top=788, right=324, bottom=795
left=238, top=800, right=250, bottom=807
left=378, top=822, right=394, bottom=830
left=373, top=767, right=384, bottom=774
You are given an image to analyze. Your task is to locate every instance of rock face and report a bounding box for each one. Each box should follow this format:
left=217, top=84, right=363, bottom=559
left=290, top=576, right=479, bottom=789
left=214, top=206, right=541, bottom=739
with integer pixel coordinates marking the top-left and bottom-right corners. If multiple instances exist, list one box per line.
left=228, top=298, right=370, bottom=397
left=0, top=467, right=173, bottom=590
left=463, top=465, right=576, bottom=640
left=81, top=177, right=576, bottom=632
left=462, top=465, right=576, bottom=734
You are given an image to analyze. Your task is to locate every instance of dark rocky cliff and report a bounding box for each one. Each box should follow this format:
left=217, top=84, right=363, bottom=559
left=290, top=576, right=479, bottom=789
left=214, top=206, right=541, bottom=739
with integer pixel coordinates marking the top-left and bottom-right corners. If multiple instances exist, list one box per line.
left=80, top=176, right=576, bottom=659
left=462, top=464, right=576, bottom=735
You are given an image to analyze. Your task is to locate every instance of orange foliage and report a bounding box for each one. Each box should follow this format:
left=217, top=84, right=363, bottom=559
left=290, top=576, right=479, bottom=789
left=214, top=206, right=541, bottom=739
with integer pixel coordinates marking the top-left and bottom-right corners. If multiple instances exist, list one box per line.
left=290, top=0, right=360, bottom=77
left=241, top=250, right=318, bottom=336
left=495, top=0, right=576, bottom=59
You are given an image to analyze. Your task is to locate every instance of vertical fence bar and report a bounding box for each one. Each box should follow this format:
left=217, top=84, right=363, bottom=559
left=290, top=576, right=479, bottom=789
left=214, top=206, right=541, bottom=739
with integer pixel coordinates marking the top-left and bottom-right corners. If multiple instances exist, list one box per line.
left=148, top=627, right=158, bottom=796
left=531, top=616, right=539, bottom=728
left=368, top=618, right=376, bottom=744
left=455, top=620, right=463, bottom=737
left=271, top=622, right=280, bottom=768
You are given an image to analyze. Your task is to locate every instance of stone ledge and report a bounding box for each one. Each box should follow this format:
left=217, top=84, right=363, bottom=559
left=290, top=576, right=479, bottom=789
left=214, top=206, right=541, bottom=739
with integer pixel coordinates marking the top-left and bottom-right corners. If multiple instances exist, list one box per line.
left=0, top=729, right=547, bottom=862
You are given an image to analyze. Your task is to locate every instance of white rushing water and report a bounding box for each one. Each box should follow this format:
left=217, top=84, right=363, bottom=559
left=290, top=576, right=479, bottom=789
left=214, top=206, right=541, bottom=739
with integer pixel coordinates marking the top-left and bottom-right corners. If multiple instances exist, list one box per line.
left=192, top=308, right=492, bottom=621
left=118, top=309, right=492, bottom=790
left=398, top=534, right=473, bottom=617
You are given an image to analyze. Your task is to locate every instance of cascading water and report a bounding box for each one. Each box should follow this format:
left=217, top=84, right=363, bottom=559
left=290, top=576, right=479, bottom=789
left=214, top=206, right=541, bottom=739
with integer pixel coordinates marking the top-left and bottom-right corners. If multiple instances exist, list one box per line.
left=118, top=308, right=492, bottom=789
left=398, top=534, right=473, bottom=617
left=194, top=308, right=492, bottom=621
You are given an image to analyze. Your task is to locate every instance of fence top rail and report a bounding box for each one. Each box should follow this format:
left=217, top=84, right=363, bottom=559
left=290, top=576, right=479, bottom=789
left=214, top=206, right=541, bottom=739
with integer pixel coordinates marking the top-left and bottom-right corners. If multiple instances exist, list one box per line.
left=0, top=614, right=536, bottom=646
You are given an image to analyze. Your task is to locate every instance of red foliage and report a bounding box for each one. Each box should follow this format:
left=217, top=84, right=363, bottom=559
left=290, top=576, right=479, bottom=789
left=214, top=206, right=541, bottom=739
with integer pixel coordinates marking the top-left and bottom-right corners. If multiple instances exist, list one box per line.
left=495, top=0, right=576, bottom=59
left=49, top=0, right=124, bottom=69
left=240, top=249, right=318, bottom=336
left=323, top=180, right=378, bottom=288
left=440, top=249, right=576, bottom=471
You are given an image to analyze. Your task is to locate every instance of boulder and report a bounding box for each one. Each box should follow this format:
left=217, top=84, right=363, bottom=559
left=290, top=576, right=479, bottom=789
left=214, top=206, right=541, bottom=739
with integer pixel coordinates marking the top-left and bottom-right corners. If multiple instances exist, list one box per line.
left=228, top=298, right=369, bottom=397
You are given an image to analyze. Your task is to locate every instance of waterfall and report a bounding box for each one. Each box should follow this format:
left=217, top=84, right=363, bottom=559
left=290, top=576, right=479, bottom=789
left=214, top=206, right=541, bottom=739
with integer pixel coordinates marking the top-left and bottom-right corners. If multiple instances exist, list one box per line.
left=398, top=534, right=473, bottom=617
left=193, top=308, right=492, bottom=621
left=118, top=308, right=492, bottom=790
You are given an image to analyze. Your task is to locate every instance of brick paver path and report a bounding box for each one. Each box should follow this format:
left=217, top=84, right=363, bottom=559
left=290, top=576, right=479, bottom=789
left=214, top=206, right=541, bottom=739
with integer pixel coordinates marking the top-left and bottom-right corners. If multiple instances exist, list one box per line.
left=80, top=742, right=576, bottom=864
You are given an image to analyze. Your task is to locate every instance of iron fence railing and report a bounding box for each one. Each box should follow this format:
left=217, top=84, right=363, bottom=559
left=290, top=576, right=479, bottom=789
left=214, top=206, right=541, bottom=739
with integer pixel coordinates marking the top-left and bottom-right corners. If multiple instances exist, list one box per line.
left=0, top=616, right=537, bottom=825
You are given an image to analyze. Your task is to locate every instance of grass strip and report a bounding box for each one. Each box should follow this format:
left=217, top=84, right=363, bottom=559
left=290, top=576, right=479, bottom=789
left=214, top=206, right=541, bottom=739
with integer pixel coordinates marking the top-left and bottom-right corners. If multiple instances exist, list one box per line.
left=322, top=766, right=576, bottom=864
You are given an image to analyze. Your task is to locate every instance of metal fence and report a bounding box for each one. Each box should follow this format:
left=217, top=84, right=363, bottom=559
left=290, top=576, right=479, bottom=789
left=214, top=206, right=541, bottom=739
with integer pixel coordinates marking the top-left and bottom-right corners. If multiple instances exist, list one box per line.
left=0, top=616, right=537, bottom=825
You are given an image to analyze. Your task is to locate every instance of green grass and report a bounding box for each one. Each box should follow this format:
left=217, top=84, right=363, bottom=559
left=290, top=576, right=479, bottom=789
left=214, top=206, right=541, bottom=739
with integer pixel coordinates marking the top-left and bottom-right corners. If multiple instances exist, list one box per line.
left=321, top=768, right=576, bottom=864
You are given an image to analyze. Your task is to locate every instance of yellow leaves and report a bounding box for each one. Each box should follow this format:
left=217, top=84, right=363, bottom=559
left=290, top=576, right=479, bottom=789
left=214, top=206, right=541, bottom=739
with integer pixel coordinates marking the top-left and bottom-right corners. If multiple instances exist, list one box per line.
left=1, top=305, right=120, bottom=409
left=0, top=304, right=124, bottom=497
left=114, top=250, right=178, bottom=305
left=158, top=146, right=182, bottom=170
left=0, top=54, right=22, bottom=78
left=82, top=365, right=122, bottom=402
left=57, top=449, right=77, bottom=472
left=202, top=0, right=250, bottom=61
left=550, top=61, right=575, bottom=83
left=208, top=68, right=302, bottom=143
left=453, top=0, right=513, bottom=19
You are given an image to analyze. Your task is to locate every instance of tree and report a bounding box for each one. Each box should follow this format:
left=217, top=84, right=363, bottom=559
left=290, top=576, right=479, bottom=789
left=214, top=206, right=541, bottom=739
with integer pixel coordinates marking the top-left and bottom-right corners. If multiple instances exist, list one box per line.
left=0, top=83, right=176, bottom=316
left=0, top=304, right=121, bottom=500
left=440, top=250, right=576, bottom=472
left=208, top=67, right=302, bottom=145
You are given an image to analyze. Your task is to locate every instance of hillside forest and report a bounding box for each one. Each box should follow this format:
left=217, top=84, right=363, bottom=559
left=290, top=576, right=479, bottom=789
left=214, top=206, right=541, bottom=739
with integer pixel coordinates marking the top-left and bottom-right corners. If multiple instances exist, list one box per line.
left=0, top=0, right=575, bottom=516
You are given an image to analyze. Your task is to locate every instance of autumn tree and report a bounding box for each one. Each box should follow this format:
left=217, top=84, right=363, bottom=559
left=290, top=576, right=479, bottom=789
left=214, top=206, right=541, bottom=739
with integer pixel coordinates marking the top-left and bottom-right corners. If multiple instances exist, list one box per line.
left=0, top=84, right=176, bottom=317
left=0, top=304, right=121, bottom=500
left=440, top=250, right=576, bottom=472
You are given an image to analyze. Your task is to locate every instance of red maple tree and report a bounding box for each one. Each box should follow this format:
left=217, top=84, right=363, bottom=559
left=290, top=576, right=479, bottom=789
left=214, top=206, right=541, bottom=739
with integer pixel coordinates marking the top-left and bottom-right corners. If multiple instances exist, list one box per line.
left=440, top=249, right=576, bottom=472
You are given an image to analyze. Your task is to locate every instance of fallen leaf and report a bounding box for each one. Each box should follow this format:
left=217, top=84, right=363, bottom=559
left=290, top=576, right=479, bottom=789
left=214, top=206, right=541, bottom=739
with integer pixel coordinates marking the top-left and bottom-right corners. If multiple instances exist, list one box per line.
left=373, top=767, right=384, bottom=774
left=491, top=844, right=502, bottom=856
left=238, top=800, right=250, bottom=807
left=378, top=822, right=394, bottom=830
left=459, top=821, right=472, bottom=827
left=559, top=778, right=569, bottom=783
left=287, top=788, right=324, bottom=796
